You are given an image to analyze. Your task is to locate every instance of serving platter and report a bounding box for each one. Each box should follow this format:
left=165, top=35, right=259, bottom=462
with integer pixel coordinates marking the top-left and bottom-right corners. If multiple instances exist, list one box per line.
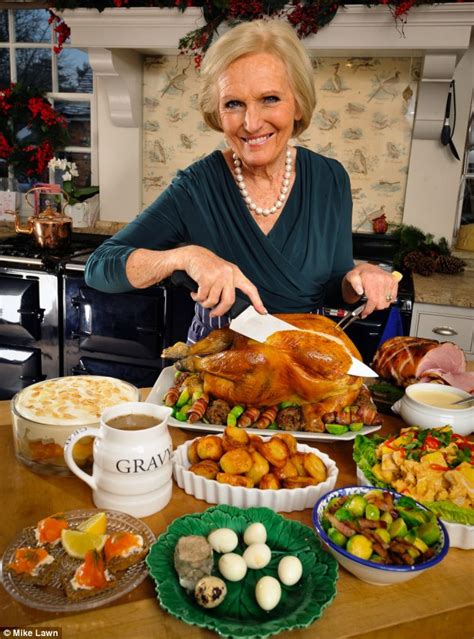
left=146, top=504, right=338, bottom=639
left=1, top=509, right=155, bottom=612
left=147, top=367, right=382, bottom=442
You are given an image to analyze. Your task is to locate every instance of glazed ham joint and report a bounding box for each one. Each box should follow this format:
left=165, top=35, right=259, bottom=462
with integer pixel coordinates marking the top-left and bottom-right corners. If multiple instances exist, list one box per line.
left=162, top=314, right=380, bottom=432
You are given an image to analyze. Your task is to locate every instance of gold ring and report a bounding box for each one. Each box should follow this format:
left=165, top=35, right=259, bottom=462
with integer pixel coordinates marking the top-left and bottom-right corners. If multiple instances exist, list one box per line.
left=386, top=294, right=393, bottom=301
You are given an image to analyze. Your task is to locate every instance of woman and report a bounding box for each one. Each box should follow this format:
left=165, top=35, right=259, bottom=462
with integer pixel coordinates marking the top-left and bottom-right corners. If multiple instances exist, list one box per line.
left=85, top=20, right=399, bottom=344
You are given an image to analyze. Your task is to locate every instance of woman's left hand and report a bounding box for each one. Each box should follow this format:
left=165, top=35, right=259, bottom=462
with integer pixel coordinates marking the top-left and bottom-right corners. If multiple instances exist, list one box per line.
left=342, top=263, right=399, bottom=317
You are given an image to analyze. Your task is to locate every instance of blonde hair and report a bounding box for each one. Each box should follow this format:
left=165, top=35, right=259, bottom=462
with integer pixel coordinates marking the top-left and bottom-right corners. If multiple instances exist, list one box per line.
left=199, top=20, right=316, bottom=137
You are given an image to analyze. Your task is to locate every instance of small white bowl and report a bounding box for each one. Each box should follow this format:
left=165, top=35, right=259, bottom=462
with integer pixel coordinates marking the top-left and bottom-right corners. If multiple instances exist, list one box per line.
left=312, top=486, right=449, bottom=586
left=356, top=467, right=474, bottom=550
left=173, top=438, right=338, bottom=512
left=392, top=383, right=473, bottom=436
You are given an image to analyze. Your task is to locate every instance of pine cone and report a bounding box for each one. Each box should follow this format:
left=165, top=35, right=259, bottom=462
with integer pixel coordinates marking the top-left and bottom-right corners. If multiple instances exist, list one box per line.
left=416, top=256, right=437, bottom=276
left=402, top=250, right=425, bottom=272
left=436, top=255, right=466, bottom=274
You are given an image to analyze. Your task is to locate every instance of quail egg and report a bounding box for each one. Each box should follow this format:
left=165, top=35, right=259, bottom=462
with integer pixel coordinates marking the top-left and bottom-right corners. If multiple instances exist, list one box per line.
left=243, top=543, right=272, bottom=569
left=255, top=576, right=281, bottom=611
left=243, top=522, right=267, bottom=546
left=218, top=553, right=247, bottom=582
left=277, top=555, right=303, bottom=586
left=208, top=528, right=239, bottom=554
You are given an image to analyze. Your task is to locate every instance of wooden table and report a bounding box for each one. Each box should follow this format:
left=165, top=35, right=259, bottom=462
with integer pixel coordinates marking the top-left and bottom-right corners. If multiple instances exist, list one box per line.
left=1, top=395, right=473, bottom=639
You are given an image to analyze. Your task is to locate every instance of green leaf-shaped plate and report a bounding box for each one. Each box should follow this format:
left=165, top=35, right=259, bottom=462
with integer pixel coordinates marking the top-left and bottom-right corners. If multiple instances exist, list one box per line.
left=146, top=504, right=338, bottom=639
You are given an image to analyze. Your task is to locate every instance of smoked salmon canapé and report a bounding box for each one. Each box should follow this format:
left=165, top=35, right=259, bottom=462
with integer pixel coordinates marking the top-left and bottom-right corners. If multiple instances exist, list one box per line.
left=6, top=546, right=56, bottom=585
left=62, top=549, right=116, bottom=601
left=104, top=532, right=148, bottom=572
left=34, top=513, right=69, bottom=546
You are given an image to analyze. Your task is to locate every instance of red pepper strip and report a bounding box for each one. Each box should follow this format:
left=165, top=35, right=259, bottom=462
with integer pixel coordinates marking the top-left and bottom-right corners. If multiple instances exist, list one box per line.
left=422, top=435, right=441, bottom=451
left=429, top=464, right=449, bottom=472
left=383, top=436, right=396, bottom=449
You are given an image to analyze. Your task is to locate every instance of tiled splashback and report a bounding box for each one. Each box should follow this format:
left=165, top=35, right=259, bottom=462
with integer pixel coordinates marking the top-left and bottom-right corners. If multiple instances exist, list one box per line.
left=143, top=55, right=421, bottom=232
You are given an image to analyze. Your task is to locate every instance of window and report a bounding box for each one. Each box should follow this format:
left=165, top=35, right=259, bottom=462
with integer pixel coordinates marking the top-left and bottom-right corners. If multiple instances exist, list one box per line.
left=0, top=8, right=95, bottom=187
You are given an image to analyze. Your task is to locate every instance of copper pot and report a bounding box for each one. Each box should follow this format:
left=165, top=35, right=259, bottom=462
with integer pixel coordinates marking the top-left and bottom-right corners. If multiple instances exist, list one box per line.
left=7, top=187, right=72, bottom=249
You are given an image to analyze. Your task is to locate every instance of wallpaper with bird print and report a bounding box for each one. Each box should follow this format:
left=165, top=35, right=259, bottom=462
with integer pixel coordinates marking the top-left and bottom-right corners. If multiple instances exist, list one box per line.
left=142, top=55, right=421, bottom=232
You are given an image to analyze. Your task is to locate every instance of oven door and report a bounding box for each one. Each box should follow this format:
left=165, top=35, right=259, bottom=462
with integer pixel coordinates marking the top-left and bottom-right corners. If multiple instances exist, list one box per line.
left=63, top=274, right=167, bottom=384
left=0, top=344, right=45, bottom=400
left=0, top=274, right=44, bottom=342
left=65, top=276, right=166, bottom=359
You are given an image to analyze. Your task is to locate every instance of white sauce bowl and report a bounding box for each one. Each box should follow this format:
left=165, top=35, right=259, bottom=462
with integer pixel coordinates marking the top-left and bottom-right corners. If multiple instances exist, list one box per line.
left=392, top=383, right=473, bottom=436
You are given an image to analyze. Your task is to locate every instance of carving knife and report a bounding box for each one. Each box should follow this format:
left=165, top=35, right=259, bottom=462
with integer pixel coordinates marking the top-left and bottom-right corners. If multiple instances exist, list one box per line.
left=170, top=271, right=377, bottom=377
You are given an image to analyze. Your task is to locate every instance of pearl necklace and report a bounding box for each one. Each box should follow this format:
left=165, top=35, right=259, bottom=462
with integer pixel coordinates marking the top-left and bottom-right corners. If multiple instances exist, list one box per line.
left=232, top=148, right=292, bottom=216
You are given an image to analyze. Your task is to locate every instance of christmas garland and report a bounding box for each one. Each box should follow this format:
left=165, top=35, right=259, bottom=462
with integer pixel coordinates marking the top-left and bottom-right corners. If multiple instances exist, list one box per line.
left=49, top=1, right=465, bottom=61
left=0, top=84, right=68, bottom=181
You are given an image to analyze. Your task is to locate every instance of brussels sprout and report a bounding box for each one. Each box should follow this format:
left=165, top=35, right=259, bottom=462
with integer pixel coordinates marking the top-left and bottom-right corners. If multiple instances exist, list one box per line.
left=365, top=504, right=380, bottom=521
left=346, top=495, right=367, bottom=518
left=328, top=527, right=347, bottom=547
left=335, top=508, right=354, bottom=522
left=417, top=521, right=441, bottom=546
left=381, top=511, right=393, bottom=527
left=397, top=507, right=429, bottom=527
left=389, top=518, right=408, bottom=538
left=176, top=388, right=190, bottom=408
left=346, top=534, right=373, bottom=560
left=374, top=528, right=391, bottom=545
left=325, top=423, right=349, bottom=435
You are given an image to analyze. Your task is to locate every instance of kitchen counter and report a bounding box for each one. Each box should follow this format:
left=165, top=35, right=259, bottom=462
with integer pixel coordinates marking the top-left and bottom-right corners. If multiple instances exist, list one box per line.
left=413, top=267, right=474, bottom=309
left=1, top=394, right=473, bottom=639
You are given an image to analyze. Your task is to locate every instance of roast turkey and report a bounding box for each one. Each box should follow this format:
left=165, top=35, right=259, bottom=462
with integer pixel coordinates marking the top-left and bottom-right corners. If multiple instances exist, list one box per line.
left=372, top=336, right=474, bottom=392
left=161, top=314, right=381, bottom=430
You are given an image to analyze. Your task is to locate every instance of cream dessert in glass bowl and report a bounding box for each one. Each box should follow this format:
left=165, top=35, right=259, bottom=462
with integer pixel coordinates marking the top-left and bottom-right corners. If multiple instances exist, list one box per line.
left=11, top=376, right=140, bottom=475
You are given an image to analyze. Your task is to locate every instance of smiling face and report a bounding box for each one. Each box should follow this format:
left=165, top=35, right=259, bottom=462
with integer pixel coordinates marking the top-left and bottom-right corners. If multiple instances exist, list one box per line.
left=217, top=53, right=302, bottom=172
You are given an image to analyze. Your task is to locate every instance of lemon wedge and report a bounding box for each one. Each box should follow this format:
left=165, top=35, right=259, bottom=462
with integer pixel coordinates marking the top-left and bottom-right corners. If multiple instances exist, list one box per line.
left=61, top=529, right=107, bottom=559
left=77, top=512, right=107, bottom=535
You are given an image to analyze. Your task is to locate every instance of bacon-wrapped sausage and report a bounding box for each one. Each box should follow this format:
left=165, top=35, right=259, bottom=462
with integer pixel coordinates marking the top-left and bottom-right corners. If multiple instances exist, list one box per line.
left=237, top=407, right=261, bottom=428
left=187, top=394, right=209, bottom=423
left=253, top=406, right=278, bottom=430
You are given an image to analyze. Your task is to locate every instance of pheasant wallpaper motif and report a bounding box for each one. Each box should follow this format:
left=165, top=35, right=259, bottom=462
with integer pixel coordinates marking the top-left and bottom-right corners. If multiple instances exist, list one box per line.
left=142, top=55, right=421, bottom=232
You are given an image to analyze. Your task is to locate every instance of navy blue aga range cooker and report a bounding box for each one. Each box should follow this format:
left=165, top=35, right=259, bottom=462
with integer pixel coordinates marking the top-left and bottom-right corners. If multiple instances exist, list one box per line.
left=0, top=233, right=194, bottom=399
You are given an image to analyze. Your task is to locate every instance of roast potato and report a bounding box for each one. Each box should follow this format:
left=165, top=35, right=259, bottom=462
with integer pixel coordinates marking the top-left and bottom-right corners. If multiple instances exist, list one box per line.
left=258, top=473, right=281, bottom=490
left=283, top=476, right=320, bottom=489
left=274, top=459, right=299, bottom=481
left=216, top=472, right=254, bottom=488
left=222, top=425, right=250, bottom=451
left=303, top=452, right=327, bottom=482
left=189, top=460, right=220, bottom=480
left=273, top=432, right=298, bottom=456
left=196, top=435, right=223, bottom=461
left=219, top=448, right=253, bottom=474
left=258, top=438, right=289, bottom=468
left=248, top=434, right=264, bottom=450
left=245, top=450, right=270, bottom=485
left=290, top=452, right=308, bottom=477
left=187, top=438, right=201, bottom=465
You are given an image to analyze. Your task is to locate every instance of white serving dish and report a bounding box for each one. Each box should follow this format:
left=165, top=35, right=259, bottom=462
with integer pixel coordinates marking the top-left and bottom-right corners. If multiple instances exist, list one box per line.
left=148, top=366, right=382, bottom=442
left=173, top=437, right=338, bottom=512
left=356, top=467, right=474, bottom=550
left=392, top=383, right=473, bottom=436
left=11, top=376, right=139, bottom=476
left=312, top=486, right=449, bottom=586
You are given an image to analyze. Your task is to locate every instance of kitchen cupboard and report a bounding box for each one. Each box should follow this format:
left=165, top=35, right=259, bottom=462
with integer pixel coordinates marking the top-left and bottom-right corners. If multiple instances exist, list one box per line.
left=410, top=302, right=474, bottom=360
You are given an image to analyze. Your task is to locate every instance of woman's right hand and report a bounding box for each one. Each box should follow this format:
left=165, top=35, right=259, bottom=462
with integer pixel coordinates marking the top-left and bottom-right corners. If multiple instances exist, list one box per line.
left=184, top=246, right=267, bottom=317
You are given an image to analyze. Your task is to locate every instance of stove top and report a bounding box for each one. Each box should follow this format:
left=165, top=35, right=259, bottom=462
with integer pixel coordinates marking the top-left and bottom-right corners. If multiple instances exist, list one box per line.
left=0, top=233, right=107, bottom=271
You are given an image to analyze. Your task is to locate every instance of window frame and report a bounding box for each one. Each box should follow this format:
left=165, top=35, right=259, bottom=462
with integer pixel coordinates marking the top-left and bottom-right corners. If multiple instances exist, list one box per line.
left=0, top=6, right=98, bottom=184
